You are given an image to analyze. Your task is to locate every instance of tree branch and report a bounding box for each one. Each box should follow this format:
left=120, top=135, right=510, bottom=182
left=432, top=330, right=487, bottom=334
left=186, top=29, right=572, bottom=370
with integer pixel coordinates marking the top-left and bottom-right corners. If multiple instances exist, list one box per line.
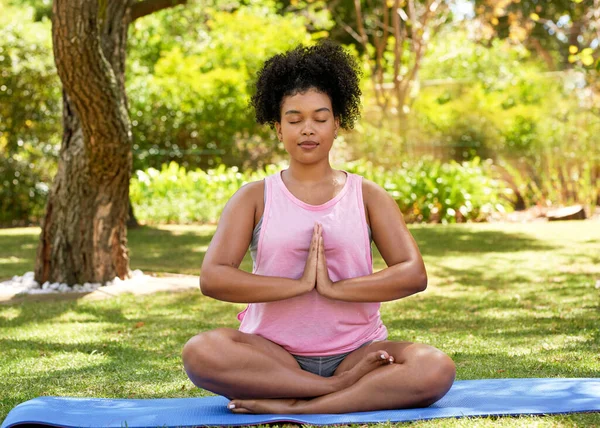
left=131, top=0, right=188, bottom=22
left=334, top=16, right=363, bottom=44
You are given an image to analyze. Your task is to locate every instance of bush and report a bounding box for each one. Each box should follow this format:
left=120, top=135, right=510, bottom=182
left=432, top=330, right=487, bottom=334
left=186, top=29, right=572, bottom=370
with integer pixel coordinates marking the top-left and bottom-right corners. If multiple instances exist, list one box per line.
left=130, top=162, right=280, bottom=224
left=0, top=2, right=60, bottom=225
left=345, top=158, right=512, bottom=223
left=130, top=159, right=512, bottom=225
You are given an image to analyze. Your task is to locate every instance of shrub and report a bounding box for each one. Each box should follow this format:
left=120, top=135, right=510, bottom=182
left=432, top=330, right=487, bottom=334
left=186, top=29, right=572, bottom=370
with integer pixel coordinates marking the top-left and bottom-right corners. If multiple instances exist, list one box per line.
left=0, top=2, right=60, bottom=225
left=130, top=159, right=512, bottom=225
left=344, top=158, right=512, bottom=223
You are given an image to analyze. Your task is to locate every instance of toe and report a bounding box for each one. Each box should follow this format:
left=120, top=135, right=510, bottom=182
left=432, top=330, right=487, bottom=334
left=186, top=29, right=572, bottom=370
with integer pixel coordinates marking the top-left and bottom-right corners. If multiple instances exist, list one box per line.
left=228, top=400, right=253, bottom=414
left=375, top=350, right=390, bottom=363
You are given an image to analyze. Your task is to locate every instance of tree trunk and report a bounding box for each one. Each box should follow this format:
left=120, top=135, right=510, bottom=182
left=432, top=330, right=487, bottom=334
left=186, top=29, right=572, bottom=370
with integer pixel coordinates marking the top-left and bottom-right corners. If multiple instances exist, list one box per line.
left=35, top=0, right=133, bottom=285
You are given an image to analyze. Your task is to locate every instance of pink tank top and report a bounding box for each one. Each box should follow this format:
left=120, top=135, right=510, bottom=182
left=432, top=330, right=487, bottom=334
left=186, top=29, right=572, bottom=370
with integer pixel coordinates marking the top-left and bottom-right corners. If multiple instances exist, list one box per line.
left=237, top=171, right=388, bottom=356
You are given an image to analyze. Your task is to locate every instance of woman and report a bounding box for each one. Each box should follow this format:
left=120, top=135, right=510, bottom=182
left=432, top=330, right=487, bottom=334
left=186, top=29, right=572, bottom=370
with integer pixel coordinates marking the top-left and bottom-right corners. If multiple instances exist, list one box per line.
left=182, top=41, right=455, bottom=414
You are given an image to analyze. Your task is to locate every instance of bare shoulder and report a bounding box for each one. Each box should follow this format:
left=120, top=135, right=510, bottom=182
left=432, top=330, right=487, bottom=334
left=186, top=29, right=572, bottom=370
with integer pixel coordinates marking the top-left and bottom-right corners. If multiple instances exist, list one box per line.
left=226, top=180, right=264, bottom=210
left=234, top=179, right=264, bottom=200
left=361, top=177, right=395, bottom=205
left=221, top=179, right=265, bottom=226
left=204, top=179, right=265, bottom=269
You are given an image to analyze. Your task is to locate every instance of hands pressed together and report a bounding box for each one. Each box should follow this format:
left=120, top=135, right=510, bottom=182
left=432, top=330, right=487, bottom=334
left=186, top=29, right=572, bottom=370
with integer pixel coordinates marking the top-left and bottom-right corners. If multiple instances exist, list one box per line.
left=300, top=223, right=335, bottom=298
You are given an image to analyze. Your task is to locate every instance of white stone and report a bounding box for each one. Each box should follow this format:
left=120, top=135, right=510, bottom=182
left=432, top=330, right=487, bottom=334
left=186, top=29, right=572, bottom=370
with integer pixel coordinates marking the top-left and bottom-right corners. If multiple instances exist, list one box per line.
left=1, top=271, right=149, bottom=295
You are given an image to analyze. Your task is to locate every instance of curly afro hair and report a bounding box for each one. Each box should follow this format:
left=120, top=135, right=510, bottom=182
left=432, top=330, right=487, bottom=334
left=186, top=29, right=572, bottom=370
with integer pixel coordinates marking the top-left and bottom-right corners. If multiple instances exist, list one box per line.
left=251, top=41, right=362, bottom=130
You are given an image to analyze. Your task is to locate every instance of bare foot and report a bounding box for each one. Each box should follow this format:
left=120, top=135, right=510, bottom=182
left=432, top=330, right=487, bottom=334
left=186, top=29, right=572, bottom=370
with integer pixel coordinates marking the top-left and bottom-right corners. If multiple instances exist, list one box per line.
left=228, top=398, right=304, bottom=414
left=335, top=350, right=394, bottom=389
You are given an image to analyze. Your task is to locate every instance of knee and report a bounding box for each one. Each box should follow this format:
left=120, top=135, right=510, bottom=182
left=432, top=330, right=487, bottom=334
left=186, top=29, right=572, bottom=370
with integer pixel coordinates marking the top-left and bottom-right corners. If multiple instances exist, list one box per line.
left=411, top=345, right=456, bottom=406
left=182, top=328, right=237, bottom=376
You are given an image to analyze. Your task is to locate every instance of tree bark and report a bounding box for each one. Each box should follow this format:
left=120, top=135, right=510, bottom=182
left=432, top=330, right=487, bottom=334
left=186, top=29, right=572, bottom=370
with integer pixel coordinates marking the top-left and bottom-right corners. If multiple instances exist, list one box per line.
left=35, top=0, right=133, bottom=285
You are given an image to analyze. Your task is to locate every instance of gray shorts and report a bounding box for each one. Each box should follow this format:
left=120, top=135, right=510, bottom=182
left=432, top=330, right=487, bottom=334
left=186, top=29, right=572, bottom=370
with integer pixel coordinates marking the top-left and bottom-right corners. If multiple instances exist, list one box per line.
left=291, top=342, right=372, bottom=378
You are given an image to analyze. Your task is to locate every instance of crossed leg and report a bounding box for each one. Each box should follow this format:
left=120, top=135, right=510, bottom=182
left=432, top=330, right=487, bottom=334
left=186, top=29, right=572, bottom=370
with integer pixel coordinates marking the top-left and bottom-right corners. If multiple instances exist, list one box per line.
left=182, top=328, right=456, bottom=414
left=182, top=328, right=394, bottom=400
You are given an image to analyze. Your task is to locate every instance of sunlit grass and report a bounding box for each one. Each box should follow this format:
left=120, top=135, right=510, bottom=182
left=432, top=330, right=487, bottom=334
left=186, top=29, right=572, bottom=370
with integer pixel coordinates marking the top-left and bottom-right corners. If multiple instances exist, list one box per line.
left=1, top=221, right=599, bottom=426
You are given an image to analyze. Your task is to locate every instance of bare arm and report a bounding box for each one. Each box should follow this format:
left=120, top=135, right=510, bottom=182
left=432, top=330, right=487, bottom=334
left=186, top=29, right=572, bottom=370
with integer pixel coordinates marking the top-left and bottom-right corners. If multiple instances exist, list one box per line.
left=320, top=179, right=427, bottom=302
left=200, top=181, right=316, bottom=303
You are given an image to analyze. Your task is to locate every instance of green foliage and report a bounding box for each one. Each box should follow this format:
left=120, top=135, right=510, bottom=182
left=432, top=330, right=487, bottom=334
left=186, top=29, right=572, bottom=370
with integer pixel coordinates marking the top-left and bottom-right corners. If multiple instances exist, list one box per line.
left=126, top=4, right=313, bottom=171
left=353, top=28, right=599, bottom=212
left=6, top=0, right=52, bottom=20
left=0, top=2, right=60, bottom=225
left=0, top=143, right=52, bottom=225
left=420, top=28, right=538, bottom=82
left=130, top=160, right=512, bottom=225
left=130, top=162, right=280, bottom=224
left=499, top=100, right=600, bottom=210
left=345, top=158, right=512, bottom=224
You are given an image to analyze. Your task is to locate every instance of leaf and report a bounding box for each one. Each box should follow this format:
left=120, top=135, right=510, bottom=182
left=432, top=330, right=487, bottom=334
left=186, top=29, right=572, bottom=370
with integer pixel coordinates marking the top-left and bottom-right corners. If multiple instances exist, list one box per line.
left=530, top=13, right=540, bottom=22
left=582, top=55, right=594, bottom=67
left=569, top=45, right=579, bottom=54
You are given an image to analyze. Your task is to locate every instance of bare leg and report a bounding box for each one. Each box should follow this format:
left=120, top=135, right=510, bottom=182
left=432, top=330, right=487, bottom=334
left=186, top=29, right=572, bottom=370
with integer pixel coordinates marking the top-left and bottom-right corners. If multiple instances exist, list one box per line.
left=182, top=328, right=392, bottom=399
left=229, top=341, right=456, bottom=414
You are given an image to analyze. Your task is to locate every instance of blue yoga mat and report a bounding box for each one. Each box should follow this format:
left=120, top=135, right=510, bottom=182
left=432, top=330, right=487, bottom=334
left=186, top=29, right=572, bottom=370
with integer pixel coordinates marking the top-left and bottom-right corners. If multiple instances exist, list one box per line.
left=2, top=378, right=599, bottom=427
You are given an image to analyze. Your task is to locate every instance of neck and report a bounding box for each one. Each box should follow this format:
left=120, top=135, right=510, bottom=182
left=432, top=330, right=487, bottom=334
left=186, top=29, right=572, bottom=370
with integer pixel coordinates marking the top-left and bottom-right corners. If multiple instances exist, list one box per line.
left=286, top=158, right=333, bottom=184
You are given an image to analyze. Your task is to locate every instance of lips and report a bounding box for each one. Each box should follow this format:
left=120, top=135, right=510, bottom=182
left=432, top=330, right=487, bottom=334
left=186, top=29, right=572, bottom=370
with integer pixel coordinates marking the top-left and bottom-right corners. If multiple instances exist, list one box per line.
left=299, top=141, right=319, bottom=149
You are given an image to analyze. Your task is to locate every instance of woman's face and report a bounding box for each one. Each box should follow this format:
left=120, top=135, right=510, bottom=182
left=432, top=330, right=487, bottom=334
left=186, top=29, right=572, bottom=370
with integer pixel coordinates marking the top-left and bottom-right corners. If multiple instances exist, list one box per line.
left=275, top=88, right=340, bottom=165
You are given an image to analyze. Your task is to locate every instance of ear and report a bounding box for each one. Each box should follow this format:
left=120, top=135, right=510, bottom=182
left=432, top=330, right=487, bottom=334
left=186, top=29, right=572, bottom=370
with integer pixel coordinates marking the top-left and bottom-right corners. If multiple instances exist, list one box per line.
left=275, top=122, right=283, bottom=141
left=334, top=117, right=340, bottom=133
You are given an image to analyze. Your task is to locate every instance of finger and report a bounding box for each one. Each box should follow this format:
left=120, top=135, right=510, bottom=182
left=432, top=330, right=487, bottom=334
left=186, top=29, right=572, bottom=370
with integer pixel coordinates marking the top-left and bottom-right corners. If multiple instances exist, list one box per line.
left=318, top=235, right=326, bottom=262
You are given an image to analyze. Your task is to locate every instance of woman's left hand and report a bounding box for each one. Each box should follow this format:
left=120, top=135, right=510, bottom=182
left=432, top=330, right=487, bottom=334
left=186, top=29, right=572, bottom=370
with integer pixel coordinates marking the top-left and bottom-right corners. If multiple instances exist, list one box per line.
left=315, top=223, right=335, bottom=298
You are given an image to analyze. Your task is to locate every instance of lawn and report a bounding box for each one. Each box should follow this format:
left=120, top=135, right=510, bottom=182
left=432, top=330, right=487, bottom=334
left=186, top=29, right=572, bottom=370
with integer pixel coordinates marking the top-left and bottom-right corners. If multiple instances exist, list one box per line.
left=1, top=221, right=599, bottom=427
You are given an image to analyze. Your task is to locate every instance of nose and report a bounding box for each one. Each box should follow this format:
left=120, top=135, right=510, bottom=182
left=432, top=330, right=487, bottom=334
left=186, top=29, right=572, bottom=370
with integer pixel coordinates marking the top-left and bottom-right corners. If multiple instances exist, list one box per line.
left=301, top=122, right=315, bottom=136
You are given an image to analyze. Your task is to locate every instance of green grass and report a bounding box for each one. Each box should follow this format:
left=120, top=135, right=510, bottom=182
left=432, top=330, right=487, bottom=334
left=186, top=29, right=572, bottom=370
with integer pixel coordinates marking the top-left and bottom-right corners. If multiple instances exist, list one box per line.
left=1, top=221, right=599, bottom=426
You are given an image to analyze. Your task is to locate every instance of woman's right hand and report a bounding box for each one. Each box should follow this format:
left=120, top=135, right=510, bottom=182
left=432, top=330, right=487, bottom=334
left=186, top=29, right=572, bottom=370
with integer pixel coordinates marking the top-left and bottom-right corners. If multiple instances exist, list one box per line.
left=299, top=223, right=319, bottom=292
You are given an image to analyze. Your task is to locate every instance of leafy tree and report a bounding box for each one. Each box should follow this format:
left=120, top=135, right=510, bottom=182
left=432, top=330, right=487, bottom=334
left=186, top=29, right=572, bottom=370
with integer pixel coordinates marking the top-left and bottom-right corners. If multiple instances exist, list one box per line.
left=326, top=0, right=453, bottom=118
left=473, top=0, right=599, bottom=71
left=127, top=3, right=314, bottom=170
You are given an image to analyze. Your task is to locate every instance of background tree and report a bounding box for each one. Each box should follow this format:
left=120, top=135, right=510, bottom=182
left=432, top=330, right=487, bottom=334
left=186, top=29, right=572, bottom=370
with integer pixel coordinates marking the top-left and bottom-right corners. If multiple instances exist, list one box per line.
left=473, top=0, right=599, bottom=71
left=35, top=0, right=188, bottom=286
left=348, top=0, right=451, bottom=117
